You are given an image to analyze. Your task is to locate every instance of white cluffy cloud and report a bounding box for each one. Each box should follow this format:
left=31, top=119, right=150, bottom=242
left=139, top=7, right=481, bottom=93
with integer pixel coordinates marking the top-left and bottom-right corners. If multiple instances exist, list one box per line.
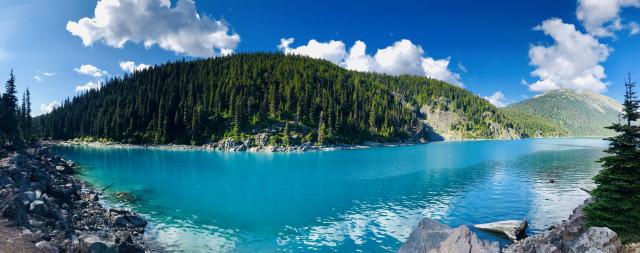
left=40, top=101, right=61, bottom=114
left=66, top=0, right=240, bottom=57
left=120, top=61, right=151, bottom=73
left=33, top=71, right=55, bottom=82
left=577, top=0, right=640, bottom=37
left=279, top=38, right=463, bottom=86
left=528, top=18, right=610, bottom=93
left=75, top=64, right=108, bottom=78
left=484, top=91, right=509, bottom=107
left=75, top=81, right=103, bottom=92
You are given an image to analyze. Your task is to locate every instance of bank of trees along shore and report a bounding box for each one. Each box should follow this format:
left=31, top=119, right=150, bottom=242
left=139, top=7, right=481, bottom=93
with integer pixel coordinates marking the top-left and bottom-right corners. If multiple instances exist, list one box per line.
left=35, top=53, right=514, bottom=145
left=0, top=70, right=33, bottom=150
left=585, top=75, right=640, bottom=243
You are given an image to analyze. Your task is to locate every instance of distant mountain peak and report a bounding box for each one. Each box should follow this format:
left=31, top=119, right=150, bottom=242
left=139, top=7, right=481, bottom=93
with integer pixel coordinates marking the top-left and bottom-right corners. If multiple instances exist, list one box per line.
left=506, top=89, right=622, bottom=137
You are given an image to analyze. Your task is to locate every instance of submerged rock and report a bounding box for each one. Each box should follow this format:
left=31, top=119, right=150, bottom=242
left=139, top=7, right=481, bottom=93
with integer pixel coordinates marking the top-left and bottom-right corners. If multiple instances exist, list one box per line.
left=115, top=192, right=136, bottom=202
left=473, top=219, right=527, bottom=241
left=399, top=217, right=499, bottom=253
left=109, top=209, right=147, bottom=230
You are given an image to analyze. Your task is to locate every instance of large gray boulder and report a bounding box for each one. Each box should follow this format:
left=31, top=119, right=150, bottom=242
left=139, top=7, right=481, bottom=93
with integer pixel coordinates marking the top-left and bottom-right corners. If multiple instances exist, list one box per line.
left=565, top=227, right=622, bottom=253
left=399, top=218, right=453, bottom=253
left=399, top=217, right=499, bottom=253
left=78, top=234, right=116, bottom=253
left=473, top=219, right=527, bottom=241
left=428, top=226, right=500, bottom=253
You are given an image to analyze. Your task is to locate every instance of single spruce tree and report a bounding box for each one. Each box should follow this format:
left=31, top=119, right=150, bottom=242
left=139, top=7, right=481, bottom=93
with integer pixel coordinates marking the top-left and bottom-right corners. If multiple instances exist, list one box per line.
left=584, top=74, right=640, bottom=243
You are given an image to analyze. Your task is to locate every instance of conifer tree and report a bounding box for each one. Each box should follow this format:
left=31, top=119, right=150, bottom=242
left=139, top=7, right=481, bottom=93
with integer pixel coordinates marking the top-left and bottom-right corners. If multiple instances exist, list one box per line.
left=585, top=74, right=640, bottom=243
left=1, top=70, right=18, bottom=144
left=317, top=111, right=326, bottom=146
left=282, top=122, right=291, bottom=146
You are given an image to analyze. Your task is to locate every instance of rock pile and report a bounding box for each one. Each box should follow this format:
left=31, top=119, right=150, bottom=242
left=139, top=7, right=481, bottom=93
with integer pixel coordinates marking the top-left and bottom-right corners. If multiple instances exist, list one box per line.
left=503, top=200, right=622, bottom=253
left=400, top=200, right=628, bottom=253
left=0, top=146, right=149, bottom=252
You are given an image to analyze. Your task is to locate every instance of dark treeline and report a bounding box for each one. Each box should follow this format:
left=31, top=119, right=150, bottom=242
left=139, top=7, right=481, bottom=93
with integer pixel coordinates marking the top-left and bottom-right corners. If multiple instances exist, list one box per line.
left=0, top=70, right=33, bottom=149
left=35, top=53, right=515, bottom=145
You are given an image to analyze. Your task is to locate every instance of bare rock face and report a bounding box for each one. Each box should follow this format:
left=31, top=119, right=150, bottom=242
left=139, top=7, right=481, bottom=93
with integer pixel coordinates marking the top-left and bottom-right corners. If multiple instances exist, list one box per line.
left=473, top=220, right=527, bottom=241
left=399, top=217, right=499, bottom=253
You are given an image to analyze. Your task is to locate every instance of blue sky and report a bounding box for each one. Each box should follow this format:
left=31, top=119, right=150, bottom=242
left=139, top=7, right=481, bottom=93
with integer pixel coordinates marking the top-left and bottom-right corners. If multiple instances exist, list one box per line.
left=1, top=0, right=640, bottom=115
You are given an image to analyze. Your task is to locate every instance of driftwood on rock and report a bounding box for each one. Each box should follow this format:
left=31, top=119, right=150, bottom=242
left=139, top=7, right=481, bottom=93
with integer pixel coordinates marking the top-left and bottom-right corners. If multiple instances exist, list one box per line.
left=473, top=219, right=527, bottom=241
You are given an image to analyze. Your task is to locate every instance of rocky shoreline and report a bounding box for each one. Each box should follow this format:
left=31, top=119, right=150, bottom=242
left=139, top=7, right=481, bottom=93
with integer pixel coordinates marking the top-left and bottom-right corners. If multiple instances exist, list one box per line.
left=0, top=145, right=154, bottom=252
left=400, top=199, right=639, bottom=253
left=44, top=137, right=425, bottom=153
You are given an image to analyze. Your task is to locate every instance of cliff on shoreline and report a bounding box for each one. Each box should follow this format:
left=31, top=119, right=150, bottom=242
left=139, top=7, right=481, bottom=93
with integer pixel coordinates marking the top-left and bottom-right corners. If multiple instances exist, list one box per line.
left=0, top=145, right=153, bottom=252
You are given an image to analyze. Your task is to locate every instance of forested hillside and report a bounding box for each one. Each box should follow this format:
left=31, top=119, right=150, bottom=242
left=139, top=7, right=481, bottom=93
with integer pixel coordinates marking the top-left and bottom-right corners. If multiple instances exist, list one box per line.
left=501, top=108, right=569, bottom=137
left=35, top=53, right=520, bottom=146
left=504, top=89, right=622, bottom=137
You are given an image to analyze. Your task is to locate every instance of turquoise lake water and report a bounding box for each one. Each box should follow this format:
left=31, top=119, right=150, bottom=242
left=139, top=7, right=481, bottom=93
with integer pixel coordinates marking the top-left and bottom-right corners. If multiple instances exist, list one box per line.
left=50, top=138, right=607, bottom=252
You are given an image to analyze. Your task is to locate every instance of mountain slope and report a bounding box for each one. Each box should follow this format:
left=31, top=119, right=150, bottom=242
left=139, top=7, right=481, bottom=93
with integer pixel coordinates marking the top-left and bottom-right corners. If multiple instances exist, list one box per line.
left=501, top=108, right=569, bottom=137
left=35, top=53, right=520, bottom=145
left=504, top=89, right=622, bottom=137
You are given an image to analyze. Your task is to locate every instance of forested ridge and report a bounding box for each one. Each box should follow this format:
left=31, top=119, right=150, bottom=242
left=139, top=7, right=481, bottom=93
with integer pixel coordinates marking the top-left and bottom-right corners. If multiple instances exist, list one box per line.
left=35, top=53, right=521, bottom=146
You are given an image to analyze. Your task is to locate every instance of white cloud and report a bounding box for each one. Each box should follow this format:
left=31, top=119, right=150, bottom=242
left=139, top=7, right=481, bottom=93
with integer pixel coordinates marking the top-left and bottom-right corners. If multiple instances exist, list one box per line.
left=629, top=21, right=640, bottom=35
left=75, top=64, right=108, bottom=78
left=33, top=71, right=55, bottom=82
left=66, top=0, right=240, bottom=57
left=421, top=57, right=461, bottom=86
left=75, top=81, right=103, bottom=92
left=528, top=18, right=610, bottom=93
left=40, top=101, right=60, bottom=114
left=344, top=40, right=376, bottom=72
left=120, top=60, right=151, bottom=73
left=577, top=0, right=640, bottom=37
left=457, top=62, right=468, bottom=73
left=484, top=91, right=509, bottom=107
left=278, top=38, right=346, bottom=64
left=279, top=38, right=463, bottom=86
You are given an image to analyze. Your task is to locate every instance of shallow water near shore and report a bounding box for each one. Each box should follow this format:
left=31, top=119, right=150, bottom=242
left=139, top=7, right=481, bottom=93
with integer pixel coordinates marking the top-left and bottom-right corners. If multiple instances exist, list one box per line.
left=51, top=138, right=606, bottom=252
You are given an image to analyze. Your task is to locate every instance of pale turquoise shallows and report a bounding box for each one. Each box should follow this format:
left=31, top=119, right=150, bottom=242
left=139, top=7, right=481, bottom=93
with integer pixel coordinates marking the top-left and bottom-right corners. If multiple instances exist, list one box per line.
left=51, top=138, right=607, bottom=252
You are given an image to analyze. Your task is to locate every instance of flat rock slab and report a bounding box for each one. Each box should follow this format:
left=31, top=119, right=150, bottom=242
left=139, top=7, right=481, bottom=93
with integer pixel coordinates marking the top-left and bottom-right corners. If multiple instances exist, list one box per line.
left=474, top=220, right=527, bottom=241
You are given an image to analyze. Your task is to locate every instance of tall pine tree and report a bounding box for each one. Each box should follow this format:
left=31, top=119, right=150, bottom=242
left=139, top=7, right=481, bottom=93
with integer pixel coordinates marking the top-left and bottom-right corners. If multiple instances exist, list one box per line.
left=0, top=70, right=18, bottom=144
left=585, top=74, right=640, bottom=243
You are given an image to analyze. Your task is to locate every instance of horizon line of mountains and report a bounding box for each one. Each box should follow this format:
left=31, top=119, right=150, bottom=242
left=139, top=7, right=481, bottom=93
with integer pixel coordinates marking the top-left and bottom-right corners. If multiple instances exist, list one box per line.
left=33, top=53, right=622, bottom=146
